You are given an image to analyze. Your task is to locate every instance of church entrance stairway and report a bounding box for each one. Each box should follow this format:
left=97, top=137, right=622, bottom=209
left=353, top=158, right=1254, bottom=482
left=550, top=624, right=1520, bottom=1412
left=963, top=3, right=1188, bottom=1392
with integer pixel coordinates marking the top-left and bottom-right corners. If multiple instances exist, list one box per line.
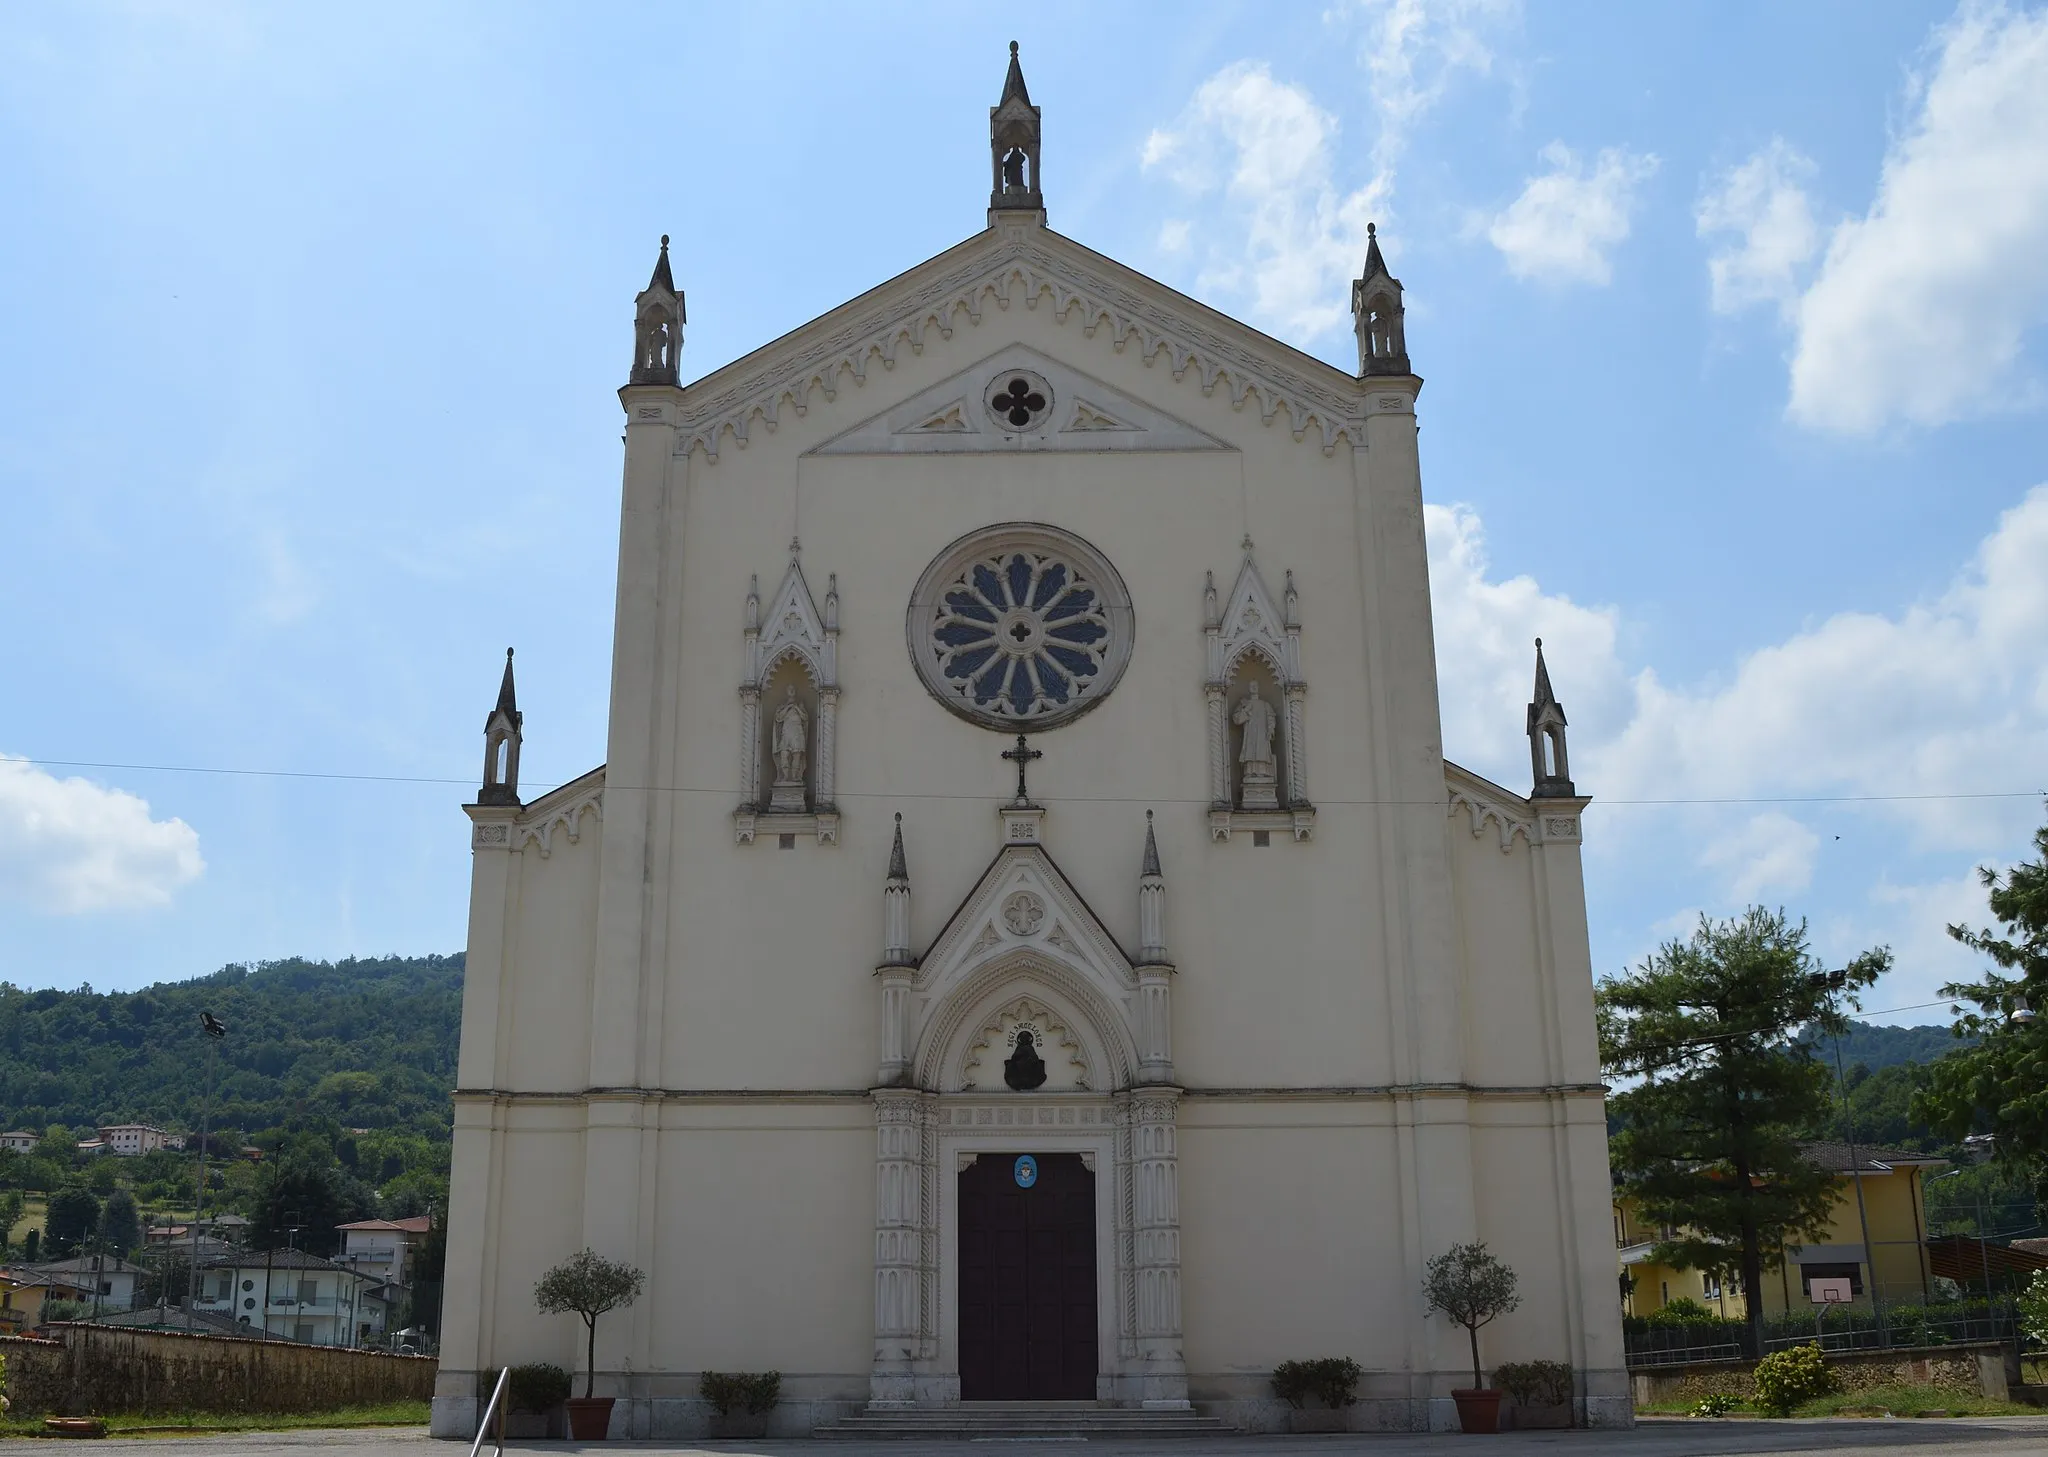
left=813, top=1402, right=1235, bottom=1440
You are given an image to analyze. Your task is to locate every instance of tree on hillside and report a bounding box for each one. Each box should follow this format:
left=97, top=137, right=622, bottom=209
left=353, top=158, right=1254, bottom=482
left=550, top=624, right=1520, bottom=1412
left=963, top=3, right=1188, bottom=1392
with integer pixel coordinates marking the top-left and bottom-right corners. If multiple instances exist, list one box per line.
left=1916, top=809, right=2048, bottom=1210
left=44, top=1185, right=102, bottom=1259
left=1600, top=907, right=1889, bottom=1355
left=100, top=1188, right=141, bottom=1257
left=248, top=1153, right=372, bottom=1256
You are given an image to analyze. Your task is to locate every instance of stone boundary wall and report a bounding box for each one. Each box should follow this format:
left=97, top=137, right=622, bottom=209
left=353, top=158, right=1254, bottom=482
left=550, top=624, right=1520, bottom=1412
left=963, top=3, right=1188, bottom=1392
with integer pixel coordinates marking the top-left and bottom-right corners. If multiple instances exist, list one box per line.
left=1, top=1326, right=436, bottom=1416
left=1631, top=1341, right=2009, bottom=1409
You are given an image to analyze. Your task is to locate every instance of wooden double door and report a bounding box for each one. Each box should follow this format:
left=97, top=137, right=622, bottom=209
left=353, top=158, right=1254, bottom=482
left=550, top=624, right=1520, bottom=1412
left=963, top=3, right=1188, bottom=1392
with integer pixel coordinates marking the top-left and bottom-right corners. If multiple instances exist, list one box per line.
left=957, top=1151, right=1098, bottom=1400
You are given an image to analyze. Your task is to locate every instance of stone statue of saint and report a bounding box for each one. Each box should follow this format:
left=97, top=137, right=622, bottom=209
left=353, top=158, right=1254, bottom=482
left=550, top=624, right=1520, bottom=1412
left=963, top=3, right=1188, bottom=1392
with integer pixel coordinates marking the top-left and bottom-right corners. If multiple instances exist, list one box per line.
left=773, top=685, right=808, bottom=786
left=638, top=310, right=671, bottom=375
left=1232, top=681, right=1280, bottom=809
left=1002, top=147, right=1028, bottom=191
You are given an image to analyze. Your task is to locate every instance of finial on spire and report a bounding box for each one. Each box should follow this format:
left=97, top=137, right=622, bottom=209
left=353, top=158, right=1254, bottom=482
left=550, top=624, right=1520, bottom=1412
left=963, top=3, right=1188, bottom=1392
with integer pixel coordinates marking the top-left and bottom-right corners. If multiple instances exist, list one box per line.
left=1351, top=222, right=1410, bottom=378
left=1141, top=809, right=1162, bottom=878
left=990, top=40, right=1044, bottom=220
left=478, top=647, right=525, bottom=807
left=888, top=811, right=908, bottom=882
left=1527, top=637, right=1574, bottom=797
left=629, top=234, right=684, bottom=387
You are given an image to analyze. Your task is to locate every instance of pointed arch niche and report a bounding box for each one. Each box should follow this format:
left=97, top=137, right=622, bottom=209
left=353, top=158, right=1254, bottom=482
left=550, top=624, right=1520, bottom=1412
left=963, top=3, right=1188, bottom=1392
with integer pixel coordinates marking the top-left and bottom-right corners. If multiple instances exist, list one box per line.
left=735, top=545, right=840, bottom=845
left=1204, top=549, right=1314, bottom=842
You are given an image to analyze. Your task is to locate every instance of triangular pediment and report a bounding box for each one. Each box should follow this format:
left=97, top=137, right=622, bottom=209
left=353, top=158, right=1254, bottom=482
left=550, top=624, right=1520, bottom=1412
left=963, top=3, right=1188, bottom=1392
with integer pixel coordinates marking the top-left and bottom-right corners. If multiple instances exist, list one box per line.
left=809, top=345, right=1232, bottom=455
left=909, top=841, right=1143, bottom=1092
left=672, top=225, right=1370, bottom=460
left=917, top=843, right=1134, bottom=994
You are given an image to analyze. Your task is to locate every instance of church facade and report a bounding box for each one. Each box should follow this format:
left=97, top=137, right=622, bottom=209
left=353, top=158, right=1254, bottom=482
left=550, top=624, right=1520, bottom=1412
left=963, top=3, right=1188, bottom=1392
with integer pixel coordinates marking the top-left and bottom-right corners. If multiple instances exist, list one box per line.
left=434, top=49, right=1628, bottom=1438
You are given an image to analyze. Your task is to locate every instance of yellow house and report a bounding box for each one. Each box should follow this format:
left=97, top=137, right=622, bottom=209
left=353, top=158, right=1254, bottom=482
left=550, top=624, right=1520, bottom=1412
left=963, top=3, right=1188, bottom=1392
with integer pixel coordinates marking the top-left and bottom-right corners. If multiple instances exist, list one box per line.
left=0, top=1272, right=91, bottom=1333
left=1617, top=1141, right=1946, bottom=1319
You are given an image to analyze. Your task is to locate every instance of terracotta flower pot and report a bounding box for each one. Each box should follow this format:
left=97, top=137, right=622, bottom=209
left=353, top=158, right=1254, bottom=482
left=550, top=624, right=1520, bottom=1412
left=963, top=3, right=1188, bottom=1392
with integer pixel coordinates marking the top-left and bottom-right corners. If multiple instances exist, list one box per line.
left=566, top=1395, right=616, bottom=1440
left=1451, top=1388, right=1502, bottom=1434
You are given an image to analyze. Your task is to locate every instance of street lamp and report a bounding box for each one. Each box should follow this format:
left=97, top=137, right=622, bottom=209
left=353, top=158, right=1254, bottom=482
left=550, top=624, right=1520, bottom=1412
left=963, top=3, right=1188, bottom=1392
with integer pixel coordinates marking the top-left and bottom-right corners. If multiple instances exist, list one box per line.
left=2011, top=993, right=2036, bottom=1026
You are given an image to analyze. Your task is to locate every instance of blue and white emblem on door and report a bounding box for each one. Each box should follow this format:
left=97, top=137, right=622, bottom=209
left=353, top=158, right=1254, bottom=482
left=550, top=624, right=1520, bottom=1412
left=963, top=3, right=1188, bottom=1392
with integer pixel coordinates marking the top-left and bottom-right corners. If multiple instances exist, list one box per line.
left=1014, top=1154, right=1038, bottom=1188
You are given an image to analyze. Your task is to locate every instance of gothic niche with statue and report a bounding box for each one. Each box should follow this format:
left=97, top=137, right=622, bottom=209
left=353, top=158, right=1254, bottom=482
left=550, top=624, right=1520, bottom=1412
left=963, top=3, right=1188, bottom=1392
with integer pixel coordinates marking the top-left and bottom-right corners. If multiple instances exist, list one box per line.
left=1205, top=544, right=1314, bottom=841
left=735, top=543, right=841, bottom=844
left=962, top=1000, right=1090, bottom=1093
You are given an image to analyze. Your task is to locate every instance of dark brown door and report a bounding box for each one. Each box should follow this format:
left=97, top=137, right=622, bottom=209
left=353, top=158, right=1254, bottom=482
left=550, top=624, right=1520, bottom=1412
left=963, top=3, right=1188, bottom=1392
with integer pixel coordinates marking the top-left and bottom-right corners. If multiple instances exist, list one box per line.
left=958, top=1151, right=1097, bottom=1400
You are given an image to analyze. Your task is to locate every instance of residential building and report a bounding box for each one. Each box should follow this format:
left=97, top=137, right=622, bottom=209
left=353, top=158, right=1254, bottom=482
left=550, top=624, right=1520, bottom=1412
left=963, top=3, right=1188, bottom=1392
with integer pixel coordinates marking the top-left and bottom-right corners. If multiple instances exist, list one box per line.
left=0, top=1271, right=92, bottom=1332
left=335, top=1215, right=431, bottom=1288
left=97, top=1124, right=170, bottom=1156
left=75, top=1138, right=106, bottom=1156
left=193, top=1249, right=383, bottom=1346
left=0, top=1132, right=38, bottom=1154
left=20, top=1256, right=144, bottom=1313
left=1617, top=1142, right=1948, bottom=1318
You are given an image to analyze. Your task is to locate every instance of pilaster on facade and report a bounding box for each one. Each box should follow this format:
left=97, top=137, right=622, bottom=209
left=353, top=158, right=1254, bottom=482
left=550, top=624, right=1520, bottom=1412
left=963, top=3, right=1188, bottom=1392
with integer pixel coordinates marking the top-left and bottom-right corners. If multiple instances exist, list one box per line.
left=1123, top=1087, right=1188, bottom=1408
left=870, top=1089, right=930, bottom=1408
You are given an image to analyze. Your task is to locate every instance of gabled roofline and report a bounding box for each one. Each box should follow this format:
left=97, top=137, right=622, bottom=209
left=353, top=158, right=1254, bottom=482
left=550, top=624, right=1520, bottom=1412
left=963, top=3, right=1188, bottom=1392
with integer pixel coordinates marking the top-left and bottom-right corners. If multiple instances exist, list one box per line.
left=670, top=223, right=1384, bottom=462
left=515, top=764, right=606, bottom=819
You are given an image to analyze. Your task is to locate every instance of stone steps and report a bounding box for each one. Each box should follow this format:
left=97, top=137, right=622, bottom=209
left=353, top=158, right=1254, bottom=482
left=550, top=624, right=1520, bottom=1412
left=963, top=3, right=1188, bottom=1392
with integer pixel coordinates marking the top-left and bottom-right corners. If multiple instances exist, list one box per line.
left=814, top=1402, right=1235, bottom=1440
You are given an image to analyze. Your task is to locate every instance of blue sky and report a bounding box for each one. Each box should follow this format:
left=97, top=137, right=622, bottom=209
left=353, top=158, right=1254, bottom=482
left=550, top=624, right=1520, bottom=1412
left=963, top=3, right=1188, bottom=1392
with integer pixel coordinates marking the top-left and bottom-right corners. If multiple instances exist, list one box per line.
left=3, top=2, right=2045, bottom=1022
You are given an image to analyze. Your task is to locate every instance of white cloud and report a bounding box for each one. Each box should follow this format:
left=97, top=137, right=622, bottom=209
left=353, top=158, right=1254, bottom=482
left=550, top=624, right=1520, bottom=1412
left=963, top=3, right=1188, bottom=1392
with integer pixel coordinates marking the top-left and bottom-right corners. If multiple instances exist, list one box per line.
left=1141, top=63, right=1378, bottom=338
left=1700, top=812, right=1822, bottom=901
left=1486, top=143, right=1659, bottom=285
left=1143, top=2, right=1512, bottom=340
left=1426, top=485, right=2048, bottom=906
left=1697, top=138, right=1819, bottom=316
left=1425, top=501, right=1628, bottom=783
left=1156, top=219, right=1191, bottom=253
left=1596, top=483, right=2048, bottom=850
left=0, top=757, right=204, bottom=913
left=1789, top=3, right=2048, bottom=431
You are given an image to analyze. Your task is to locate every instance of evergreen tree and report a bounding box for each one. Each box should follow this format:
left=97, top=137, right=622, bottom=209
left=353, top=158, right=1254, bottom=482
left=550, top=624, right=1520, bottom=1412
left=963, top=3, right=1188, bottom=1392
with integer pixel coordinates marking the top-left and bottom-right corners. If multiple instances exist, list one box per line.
left=1600, top=908, right=1889, bottom=1355
left=44, top=1185, right=102, bottom=1259
left=1916, top=810, right=2048, bottom=1208
left=100, top=1187, right=141, bottom=1257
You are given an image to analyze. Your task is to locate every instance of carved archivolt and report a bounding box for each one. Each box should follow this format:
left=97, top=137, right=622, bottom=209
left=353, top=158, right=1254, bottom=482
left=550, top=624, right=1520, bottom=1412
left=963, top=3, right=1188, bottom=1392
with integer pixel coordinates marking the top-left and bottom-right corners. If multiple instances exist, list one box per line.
left=916, top=953, right=1138, bottom=1093
left=961, top=996, right=1091, bottom=1092
left=675, top=238, right=1366, bottom=461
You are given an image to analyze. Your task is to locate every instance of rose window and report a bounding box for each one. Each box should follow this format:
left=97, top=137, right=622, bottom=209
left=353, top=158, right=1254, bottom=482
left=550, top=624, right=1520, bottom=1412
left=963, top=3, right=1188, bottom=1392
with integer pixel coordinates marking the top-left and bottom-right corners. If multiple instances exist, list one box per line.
left=907, top=524, right=1134, bottom=730
left=985, top=370, right=1053, bottom=431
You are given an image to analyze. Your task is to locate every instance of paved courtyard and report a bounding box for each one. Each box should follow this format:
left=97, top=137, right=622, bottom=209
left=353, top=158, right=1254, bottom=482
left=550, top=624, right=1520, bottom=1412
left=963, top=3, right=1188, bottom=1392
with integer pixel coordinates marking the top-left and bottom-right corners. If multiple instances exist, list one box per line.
left=63, top=1416, right=2048, bottom=1457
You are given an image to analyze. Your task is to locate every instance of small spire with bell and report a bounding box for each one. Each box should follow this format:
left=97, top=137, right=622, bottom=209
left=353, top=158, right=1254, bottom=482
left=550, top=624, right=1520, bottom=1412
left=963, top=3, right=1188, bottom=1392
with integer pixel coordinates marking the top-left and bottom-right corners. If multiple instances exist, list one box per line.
left=989, top=41, right=1044, bottom=222
left=628, top=234, right=684, bottom=387
left=478, top=648, right=523, bottom=807
left=1351, top=223, right=1411, bottom=377
left=1527, top=638, right=1574, bottom=798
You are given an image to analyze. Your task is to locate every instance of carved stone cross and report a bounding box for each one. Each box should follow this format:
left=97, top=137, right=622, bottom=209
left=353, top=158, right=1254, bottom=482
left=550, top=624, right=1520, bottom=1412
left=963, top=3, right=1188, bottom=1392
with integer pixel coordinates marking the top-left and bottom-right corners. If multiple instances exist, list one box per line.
left=1002, top=734, right=1042, bottom=804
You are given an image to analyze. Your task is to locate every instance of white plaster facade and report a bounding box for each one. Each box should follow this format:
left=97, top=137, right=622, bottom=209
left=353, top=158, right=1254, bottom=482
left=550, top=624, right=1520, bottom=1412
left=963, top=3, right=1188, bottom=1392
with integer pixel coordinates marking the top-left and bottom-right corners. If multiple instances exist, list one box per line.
left=433, top=55, right=1625, bottom=1442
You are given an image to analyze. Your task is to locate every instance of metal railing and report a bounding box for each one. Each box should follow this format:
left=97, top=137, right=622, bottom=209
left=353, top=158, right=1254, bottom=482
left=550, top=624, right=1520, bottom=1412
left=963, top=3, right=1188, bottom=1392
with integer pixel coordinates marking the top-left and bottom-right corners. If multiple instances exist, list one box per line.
left=469, top=1366, right=507, bottom=1457
left=1624, top=1300, right=2022, bottom=1367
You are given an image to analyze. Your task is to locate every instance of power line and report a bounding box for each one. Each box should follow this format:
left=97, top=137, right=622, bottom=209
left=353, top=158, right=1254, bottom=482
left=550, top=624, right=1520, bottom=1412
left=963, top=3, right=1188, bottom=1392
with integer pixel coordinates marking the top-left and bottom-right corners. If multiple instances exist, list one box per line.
left=10, top=756, right=2042, bottom=809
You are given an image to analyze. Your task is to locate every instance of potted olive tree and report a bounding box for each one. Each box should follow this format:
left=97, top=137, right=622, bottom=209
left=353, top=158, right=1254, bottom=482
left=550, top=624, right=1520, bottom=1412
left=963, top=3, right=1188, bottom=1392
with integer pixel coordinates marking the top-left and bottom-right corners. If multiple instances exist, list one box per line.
left=535, top=1248, right=647, bottom=1440
left=1422, top=1242, right=1521, bottom=1434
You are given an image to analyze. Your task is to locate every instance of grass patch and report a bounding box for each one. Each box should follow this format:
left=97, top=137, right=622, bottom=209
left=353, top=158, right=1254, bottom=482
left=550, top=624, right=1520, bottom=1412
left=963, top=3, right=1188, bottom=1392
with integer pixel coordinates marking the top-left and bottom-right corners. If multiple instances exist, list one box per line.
left=0, top=1401, right=429, bottom=1438
left=1639, top=1384, right=2038, bottom=1419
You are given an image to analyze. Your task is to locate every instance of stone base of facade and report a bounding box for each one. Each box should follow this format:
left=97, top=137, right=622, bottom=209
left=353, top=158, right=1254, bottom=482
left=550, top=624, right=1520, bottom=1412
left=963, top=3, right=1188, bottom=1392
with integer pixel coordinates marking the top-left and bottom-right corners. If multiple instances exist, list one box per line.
left=428, top=1395, right=477, bottom=1441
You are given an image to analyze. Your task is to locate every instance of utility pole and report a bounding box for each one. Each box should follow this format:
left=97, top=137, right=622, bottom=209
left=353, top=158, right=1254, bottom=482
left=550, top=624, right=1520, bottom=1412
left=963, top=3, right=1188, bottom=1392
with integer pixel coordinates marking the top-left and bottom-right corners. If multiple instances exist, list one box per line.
left=189, top=1011, right=226, bottom=1333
